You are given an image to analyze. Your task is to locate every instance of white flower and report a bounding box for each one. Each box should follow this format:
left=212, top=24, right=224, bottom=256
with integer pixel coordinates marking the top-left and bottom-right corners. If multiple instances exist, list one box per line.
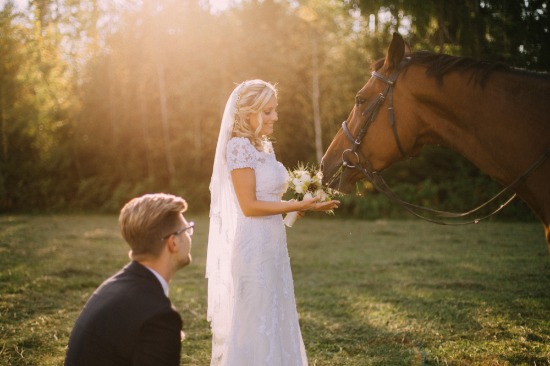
left=300, top=173, right=312, bottom=186
left=314, top=189, right=328, bottom=201
left=296, top=170, right=309, bottom=179
left=292, top=179, right=305, bottom=194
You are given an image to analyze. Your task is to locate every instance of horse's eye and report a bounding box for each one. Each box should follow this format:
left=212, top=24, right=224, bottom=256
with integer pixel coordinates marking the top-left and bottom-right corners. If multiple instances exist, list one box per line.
left=355, top=96, right=366, bottom=106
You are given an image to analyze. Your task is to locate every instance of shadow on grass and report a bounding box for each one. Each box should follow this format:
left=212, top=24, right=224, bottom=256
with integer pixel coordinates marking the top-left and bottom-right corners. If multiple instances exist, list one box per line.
left=289, top=218, right=550, bottom=366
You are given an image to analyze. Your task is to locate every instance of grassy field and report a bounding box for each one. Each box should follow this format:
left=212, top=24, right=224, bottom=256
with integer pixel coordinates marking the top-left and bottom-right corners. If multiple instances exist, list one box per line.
left=0, top=214, right=549, bottom=365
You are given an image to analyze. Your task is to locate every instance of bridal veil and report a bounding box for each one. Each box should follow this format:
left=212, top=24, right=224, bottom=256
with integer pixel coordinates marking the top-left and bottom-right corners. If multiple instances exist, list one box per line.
left=206, top=82, right=245, bottom=362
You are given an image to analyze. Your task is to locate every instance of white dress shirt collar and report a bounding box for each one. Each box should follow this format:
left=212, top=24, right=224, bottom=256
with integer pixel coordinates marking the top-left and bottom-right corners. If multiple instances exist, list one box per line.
left=145, top=267, right=169, bottom=297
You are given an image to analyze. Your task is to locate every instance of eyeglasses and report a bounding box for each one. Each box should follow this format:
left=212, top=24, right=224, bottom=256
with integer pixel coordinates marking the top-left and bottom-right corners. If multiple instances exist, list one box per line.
left=161, top=221, right=194, bottom=241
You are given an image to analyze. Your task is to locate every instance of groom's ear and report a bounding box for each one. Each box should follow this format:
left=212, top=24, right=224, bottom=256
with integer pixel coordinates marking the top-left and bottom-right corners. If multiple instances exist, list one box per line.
left=166, top=236, right=179, bottom=253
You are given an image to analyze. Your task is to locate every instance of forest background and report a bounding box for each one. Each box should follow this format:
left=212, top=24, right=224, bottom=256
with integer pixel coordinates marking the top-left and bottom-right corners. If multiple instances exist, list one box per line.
left=1, top=0, right=549, bottom=219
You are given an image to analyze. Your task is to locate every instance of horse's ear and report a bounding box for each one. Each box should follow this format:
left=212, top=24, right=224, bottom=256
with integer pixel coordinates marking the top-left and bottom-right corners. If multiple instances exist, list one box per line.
left=383, top=32, right=406, bottom=70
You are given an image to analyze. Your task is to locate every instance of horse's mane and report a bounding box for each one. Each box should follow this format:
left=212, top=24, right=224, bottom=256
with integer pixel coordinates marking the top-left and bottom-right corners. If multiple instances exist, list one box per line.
left=372, top=51, right=549, bottom=87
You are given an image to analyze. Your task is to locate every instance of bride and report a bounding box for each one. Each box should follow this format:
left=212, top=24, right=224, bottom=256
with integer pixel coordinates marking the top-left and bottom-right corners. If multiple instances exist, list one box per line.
left=207, top=80, right=340, bottom=365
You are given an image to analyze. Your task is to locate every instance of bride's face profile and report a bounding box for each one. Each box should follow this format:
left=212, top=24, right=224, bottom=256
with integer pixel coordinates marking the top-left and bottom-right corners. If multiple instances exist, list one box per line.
left=248, top=95, right=278, bottom=136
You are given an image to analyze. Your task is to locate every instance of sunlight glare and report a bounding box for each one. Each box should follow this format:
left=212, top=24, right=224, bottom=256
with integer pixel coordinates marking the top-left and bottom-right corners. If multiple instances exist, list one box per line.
left=0, top=0, right=239, bottom=14
left=1, top=0, right=27, bottom=10
left=207, top=0, right=240, bottom=13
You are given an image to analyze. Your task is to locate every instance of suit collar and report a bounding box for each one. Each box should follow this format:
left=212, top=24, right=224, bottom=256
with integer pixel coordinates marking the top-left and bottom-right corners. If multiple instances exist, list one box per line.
left=125, top=261, right=169, bottom=297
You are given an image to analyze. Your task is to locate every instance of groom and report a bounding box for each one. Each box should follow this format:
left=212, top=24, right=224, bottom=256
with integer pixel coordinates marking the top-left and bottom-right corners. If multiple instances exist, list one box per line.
left=64, top=193, right=193, bottom=366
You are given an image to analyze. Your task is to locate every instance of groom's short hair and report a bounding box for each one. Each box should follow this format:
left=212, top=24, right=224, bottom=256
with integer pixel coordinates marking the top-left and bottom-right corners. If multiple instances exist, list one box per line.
left=119, top=193, right=187, bottom=257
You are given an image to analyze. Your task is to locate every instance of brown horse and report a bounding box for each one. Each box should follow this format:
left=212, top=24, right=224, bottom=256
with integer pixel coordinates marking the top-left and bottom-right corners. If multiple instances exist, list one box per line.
left=321, top=33, right=550, bottom=251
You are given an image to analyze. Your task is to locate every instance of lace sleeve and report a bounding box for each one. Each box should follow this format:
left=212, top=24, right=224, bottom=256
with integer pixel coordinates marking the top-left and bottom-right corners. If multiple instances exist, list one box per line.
left=226, top=137, right=258, bottom=171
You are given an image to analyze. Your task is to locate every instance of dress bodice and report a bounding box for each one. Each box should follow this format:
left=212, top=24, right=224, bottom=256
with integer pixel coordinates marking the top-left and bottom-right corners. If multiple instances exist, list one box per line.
left=226, top=137, right=288, bottom=204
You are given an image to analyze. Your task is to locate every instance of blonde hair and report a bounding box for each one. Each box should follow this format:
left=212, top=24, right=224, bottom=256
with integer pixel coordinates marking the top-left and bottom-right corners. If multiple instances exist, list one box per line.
left=119, top=193, right=188, bottom=257
left=232, top=80, right=278, bottom=150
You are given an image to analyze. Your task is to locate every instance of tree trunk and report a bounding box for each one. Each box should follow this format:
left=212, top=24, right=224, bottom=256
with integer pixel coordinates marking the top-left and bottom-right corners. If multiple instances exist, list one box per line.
left=156, top=61, right=175, bottom=180
left=311, top=30, right=323, bottom=164
left=1, top=83, right=7, bottom=161
left=139, top=77, right=153, bottom=180
left=193, top=112, right=202, bottom=169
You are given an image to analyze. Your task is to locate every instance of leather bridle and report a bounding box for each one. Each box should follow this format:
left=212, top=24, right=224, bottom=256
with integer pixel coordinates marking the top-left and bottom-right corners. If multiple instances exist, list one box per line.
left=334, top=61, right=550, bottom=225
left=341, top=64, right=408, bottom=172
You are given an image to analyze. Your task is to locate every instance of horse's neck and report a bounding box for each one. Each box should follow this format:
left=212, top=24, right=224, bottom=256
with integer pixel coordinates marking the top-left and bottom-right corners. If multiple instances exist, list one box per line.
left=414, top=70, right=550, bottom=185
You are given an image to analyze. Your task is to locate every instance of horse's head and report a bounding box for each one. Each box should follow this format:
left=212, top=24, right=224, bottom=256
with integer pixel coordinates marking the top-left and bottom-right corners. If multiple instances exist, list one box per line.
left=321, top=32, right=419, bottom=193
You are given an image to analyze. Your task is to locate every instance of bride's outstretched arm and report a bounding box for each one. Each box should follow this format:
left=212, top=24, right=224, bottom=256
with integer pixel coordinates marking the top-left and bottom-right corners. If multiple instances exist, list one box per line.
left=231, top=168, right=340, bottom=217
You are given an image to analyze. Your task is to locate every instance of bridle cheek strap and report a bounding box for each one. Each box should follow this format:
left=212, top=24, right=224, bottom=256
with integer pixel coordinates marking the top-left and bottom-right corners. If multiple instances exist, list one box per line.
left=340, top=65, right=405, bottom=171
left=371, top=70, right=408, bottom=158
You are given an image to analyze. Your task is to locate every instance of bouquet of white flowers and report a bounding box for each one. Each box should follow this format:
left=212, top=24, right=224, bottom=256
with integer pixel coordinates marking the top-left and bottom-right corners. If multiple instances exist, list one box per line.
left=284, top=162, right=337, bottom=227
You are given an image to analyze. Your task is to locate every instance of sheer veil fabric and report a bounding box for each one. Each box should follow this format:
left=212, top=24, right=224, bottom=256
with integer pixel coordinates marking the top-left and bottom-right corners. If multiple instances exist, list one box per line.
left=206, top=82, right=245, bottom=363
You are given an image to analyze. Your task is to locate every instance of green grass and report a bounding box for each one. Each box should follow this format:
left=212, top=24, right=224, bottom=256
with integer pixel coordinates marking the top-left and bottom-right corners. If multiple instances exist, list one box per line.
left=1, top=215, right=549, bottom=365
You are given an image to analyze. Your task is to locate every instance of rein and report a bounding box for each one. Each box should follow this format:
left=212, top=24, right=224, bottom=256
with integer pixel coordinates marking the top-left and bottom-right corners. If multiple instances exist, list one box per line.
left=336, top=62, right=550, bottom=225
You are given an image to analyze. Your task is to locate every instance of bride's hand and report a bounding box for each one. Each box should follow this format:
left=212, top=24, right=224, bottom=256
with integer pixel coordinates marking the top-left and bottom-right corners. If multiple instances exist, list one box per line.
left=289, top=199, right=306, bottom=220
left=300, top=196, right=340, bottom=212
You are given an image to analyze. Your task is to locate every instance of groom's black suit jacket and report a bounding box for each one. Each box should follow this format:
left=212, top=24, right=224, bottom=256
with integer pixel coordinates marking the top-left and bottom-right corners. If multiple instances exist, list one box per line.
left=64, top=261, right=183, bottom=366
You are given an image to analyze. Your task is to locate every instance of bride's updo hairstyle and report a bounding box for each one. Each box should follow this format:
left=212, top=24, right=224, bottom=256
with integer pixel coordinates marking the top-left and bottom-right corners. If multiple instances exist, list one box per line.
left=232, top=80, right=277, bottom=150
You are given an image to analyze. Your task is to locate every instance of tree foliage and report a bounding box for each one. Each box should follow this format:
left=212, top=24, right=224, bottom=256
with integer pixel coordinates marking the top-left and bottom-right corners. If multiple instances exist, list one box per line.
left=351, top=0, right=550, bottom=69
left=0, top=0, right=547, bottom=219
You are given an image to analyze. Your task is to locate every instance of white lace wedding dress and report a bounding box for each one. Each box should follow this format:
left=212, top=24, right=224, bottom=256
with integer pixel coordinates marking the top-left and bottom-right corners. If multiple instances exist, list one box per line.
left=218, top=136, right=308, bottom=366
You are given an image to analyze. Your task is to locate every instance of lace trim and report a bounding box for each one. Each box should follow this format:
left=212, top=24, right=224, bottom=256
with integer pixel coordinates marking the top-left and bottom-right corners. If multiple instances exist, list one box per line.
left=227, top=137, right=258, bottom=171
